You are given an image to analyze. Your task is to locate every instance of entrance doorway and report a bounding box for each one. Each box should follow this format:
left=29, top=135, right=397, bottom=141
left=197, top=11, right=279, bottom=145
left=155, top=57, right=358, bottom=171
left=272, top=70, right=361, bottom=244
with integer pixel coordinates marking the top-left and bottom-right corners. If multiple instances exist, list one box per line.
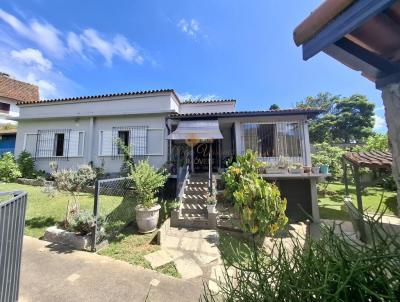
left=193, top=141, right=219, bottom=173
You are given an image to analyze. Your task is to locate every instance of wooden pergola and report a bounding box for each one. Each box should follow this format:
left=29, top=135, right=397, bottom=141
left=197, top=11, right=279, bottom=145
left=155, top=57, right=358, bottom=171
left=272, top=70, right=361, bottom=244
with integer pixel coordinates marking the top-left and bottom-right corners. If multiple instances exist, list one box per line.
left=342, top=151, right=392, bottom=241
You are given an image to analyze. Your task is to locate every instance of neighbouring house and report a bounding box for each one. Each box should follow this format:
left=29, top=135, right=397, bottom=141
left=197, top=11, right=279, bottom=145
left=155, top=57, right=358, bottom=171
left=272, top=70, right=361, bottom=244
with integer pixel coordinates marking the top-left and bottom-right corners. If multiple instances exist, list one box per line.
left=0, top=72, right=39, bottom=155
left=14, top=89, right=322, bottom=221
left=294, top=0, right=400, bottom=211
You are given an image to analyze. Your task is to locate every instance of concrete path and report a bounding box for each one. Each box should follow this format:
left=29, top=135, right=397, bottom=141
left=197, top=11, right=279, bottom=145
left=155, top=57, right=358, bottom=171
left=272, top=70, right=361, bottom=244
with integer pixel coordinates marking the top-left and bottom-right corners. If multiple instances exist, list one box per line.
left=145, top=228, right=221, bottom=280
left=20, top=236, right=203, bottom=302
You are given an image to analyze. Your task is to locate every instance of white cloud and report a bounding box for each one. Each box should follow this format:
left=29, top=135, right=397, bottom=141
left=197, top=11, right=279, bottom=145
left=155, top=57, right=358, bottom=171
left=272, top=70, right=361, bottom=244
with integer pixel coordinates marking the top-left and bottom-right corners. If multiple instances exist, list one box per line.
left=26, top=72, right=56, bottom=96
left=178, top=19, right=201, bottom=37
left=178, top=92, right=218, bottom=102
left=80, top=28, right=142, bottom=66
left=67, top=32, right=84, bottom=55
left=374, top=114, right=387, bottom=132
left=0, top=9, right=65, bottom=57
left=0, top=9, right=144, bottom=65
left=11, top=48, right=52, bottom=71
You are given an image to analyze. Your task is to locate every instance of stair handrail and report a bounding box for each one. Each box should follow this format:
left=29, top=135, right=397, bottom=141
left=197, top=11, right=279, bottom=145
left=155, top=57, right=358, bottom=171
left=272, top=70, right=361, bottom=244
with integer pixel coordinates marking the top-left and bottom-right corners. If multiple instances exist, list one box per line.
left=176, top=164, right=190, bottom=200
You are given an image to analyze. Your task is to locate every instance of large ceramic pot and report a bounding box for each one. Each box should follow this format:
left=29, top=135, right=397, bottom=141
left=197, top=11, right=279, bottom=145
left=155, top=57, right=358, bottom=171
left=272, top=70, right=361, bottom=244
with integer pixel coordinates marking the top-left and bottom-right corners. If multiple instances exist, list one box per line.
left=135, top=204, right=161, bottom=233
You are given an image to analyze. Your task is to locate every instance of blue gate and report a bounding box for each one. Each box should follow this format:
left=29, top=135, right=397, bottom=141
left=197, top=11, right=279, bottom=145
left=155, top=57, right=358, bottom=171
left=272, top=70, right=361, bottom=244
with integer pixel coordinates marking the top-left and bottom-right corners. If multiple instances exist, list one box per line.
left=0, top=191, right=27, bottom=302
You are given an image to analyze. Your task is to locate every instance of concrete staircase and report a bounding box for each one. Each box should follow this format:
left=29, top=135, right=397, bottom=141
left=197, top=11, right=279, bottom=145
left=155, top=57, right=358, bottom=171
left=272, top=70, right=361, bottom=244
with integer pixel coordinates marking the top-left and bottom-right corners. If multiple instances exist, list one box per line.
left=171, top=174, right=216, bottom=229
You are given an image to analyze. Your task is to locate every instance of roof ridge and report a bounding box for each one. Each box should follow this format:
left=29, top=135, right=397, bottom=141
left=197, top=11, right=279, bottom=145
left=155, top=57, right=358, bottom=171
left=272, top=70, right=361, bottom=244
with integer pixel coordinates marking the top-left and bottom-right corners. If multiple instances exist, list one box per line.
left=17, top=89, right=177, bottom=105
left=182, top=99, right=236, bottom=104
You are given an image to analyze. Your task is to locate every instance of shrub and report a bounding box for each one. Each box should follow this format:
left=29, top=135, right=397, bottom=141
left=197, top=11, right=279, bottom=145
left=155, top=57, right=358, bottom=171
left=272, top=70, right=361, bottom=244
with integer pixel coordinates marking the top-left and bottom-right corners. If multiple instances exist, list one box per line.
left=51, top=164, right=96, bottom=227
left=312, top=142, right=345, bottom=180
left=202, top=217, right=400, bottom=301
left=17, top=150, right=35, bottom=178
left=67, top=210, right=106, bottom=236
left=222, top=150, right=288, bottom=236
left=130, top=160, right=169, bottom=208
left=0, top=152, right=21, bottom=182
left=222, top=150, right=263, bottom=203
left=233, top=175, right=287, bottom=235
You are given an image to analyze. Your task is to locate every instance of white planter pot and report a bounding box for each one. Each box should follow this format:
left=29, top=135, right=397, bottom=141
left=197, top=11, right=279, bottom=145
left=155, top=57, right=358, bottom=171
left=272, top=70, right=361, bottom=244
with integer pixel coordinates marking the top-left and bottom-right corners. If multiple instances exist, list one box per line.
left=135, top=204, right=161, bottom=234
left=312, top=167, right=320, bottom=174
left=207, top=204, right=217, bottom=214
left=289, top=168, right=303, bottom=174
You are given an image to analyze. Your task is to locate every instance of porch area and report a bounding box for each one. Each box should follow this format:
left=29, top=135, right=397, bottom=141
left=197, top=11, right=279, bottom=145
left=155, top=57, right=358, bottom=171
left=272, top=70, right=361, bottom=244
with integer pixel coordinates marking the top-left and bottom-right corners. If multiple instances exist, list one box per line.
left=165, top=113, right=324, bottom=228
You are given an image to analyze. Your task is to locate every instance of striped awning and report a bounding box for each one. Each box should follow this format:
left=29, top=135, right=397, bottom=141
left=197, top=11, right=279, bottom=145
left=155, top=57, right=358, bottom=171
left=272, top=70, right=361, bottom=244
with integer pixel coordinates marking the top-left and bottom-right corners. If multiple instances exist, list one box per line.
left=167, top=120, right=223, bottom=140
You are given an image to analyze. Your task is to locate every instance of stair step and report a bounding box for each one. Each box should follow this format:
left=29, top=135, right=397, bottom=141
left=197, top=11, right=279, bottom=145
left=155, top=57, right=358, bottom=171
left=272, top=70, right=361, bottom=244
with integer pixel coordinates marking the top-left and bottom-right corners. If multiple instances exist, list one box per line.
left=182, top=213, right=208, bottom=220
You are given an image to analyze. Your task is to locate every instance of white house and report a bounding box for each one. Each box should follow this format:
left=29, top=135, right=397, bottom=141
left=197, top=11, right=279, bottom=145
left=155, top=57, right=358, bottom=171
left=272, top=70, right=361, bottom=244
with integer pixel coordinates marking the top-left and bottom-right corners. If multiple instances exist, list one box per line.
left=15, top=89, right=320, bottom=173
left=15, top=89, right=323, bottom=221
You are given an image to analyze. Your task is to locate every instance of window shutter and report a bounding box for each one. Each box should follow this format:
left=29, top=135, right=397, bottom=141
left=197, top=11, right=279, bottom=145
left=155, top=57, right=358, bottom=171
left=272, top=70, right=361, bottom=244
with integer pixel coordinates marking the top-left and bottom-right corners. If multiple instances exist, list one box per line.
left=100, top=130, right=112, bottom=156
left=68, top=131, right=80, bottom=157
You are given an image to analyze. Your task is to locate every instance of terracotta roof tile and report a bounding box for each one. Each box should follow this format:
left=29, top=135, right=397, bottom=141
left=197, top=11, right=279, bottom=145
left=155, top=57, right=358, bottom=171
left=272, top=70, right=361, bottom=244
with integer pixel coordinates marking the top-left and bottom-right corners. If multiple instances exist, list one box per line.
left=170, top=108, right=323, bottom=119
left=181, top=99, right=236, bottom=104
left=17, top=89, right=178, bottom=105
left=343, top=151, right=392, bottom=169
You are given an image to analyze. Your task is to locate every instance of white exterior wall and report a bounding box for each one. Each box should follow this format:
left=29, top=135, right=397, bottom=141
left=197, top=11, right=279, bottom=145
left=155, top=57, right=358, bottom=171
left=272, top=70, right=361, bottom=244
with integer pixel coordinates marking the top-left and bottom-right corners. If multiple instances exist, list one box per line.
left=0, top=97, right=19, bottom=124
left=15, top=93, right=177, bottom=173
left=179, top=102, right=235, bottom=114
left=18, top=93, right=179, bottom=119
left=15, top=114, right=169, bottom=173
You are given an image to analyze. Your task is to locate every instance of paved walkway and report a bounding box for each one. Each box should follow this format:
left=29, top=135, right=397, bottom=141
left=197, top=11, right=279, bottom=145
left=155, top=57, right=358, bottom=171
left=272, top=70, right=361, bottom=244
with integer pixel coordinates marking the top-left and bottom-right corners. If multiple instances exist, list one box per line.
left=145, top=228, right=222, bottom=281
left=20, top=236, right=203, bottom=302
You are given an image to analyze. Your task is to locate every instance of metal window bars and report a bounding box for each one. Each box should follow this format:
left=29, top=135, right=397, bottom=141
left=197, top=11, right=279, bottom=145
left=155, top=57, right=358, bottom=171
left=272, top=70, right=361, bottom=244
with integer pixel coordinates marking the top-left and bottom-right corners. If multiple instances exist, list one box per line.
left=111, top=126, right=148, bottom=159
left=34, top=129, right=71, bottom=160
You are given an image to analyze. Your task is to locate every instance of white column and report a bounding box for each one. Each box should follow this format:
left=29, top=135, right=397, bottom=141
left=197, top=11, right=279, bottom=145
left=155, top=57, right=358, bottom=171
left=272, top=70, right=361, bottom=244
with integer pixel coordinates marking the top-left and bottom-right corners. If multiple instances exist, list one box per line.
left=303, top=121, right=312, bottom=166
left=87, top=117, right=94, bottom=164
left=381, top=83, right=400, bottom=212
left=234, top=122, right=242, bottom=156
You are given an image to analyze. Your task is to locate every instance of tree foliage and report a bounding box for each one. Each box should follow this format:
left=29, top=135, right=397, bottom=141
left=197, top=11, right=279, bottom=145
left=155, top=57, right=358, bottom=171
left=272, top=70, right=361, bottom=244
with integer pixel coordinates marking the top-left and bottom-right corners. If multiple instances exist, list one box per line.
left=298, top=93, right=375, bottom=144
left=269, top=104, right=280, bottom=110
left=311, top=143, right=345, bottom=180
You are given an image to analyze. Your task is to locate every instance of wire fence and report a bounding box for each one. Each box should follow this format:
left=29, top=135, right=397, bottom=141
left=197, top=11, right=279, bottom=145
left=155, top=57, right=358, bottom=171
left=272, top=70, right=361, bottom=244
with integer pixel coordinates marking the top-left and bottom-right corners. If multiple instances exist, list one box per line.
left=91, top=177, right=136, bottom=251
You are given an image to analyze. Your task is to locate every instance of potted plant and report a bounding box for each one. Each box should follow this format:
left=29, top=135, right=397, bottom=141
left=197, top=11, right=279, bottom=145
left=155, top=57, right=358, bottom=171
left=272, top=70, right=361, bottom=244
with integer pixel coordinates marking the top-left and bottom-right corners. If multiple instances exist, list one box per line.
left=130, top=160, right=169, bottom=233
left=289, top=163, right=303, bottom=174
left=312, top=166, right=320, bottom=174
left=206, top=195, right=217, bottom=213
left=266, top=162, right=281, bottom=174
left=319, top=164, right=330, bottom=174
left=276, top=156, right=290, bottom=174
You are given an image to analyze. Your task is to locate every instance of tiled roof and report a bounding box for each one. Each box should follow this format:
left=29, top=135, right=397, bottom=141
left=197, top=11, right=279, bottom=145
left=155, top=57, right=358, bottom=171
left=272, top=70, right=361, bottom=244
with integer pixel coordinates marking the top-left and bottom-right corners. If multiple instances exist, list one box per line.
left=181, top=99, right=236, bottom=104
left=343, top=151, right=392, bottom=169
left=0, top=75, right=39, bottom=103
left=170, top=108, right=323, bottom=119
left=17, top=89, right=178, bottom=105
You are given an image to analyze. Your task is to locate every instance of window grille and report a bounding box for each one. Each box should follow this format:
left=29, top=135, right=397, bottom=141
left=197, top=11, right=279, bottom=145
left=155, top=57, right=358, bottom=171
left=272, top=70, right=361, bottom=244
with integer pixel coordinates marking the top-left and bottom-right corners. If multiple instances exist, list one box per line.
left=34, top=129, right=84, bottom=159
left=111, top=126, right=148, bottom=157
left=242, top=122, right=305, bottom=164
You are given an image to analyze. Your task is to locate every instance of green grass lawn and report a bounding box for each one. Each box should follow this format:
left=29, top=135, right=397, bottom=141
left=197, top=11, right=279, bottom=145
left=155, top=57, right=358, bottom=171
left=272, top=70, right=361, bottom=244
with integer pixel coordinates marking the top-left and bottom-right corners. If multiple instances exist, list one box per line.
left=318, top=182, right=398, bottom=220
left=98, top=224, right=180, bottom=278
left=0, top=182, right=125, bottom=238
left=0, top=182, right=179, bottom=277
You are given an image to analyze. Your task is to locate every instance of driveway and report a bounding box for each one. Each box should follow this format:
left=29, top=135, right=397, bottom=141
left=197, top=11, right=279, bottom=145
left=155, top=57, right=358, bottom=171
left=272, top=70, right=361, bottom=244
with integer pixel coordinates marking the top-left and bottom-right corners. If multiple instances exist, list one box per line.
left=19, top=236, right=203, bottom=302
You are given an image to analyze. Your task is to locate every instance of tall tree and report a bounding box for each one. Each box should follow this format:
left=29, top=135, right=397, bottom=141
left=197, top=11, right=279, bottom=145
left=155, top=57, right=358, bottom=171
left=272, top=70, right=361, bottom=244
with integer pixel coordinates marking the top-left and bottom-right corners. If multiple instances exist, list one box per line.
left=332, top=95, right=375, bottom=143
left=298, top=93, right=375, bottom=143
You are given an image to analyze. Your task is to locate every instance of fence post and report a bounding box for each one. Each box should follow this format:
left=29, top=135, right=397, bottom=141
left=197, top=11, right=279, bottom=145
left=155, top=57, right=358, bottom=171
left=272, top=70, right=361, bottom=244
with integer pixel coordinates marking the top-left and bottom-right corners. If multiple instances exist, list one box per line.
left=91, top=180, right=100, bottom=252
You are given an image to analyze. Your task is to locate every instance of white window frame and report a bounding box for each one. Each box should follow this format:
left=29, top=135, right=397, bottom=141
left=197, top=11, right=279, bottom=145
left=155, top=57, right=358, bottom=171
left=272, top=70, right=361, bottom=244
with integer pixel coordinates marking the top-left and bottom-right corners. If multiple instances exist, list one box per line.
left=97, top=127, right=164, bottom=157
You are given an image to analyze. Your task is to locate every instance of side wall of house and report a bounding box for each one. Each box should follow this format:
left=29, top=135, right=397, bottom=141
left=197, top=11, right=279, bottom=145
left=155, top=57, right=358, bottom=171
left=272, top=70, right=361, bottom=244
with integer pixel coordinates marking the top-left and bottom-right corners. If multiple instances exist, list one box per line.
left=15, top=114, right=169, bottom=173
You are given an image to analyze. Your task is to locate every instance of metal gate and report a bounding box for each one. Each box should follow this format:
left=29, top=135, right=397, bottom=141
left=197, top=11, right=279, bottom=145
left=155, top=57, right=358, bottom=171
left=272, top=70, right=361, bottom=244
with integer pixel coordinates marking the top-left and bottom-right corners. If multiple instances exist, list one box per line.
left=0, top=191, right=27, bottom=302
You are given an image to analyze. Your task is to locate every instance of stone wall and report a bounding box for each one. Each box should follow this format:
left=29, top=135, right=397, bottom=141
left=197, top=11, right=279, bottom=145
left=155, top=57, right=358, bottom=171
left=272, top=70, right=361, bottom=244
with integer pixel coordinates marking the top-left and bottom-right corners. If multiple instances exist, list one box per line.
left=381, top=83, right=400, bottom=212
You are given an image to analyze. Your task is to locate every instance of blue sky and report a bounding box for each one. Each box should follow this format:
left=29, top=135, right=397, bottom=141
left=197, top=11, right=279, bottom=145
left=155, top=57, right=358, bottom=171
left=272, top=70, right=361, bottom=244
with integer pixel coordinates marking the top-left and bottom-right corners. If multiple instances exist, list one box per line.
left=0, top=0, right=386, bottom=132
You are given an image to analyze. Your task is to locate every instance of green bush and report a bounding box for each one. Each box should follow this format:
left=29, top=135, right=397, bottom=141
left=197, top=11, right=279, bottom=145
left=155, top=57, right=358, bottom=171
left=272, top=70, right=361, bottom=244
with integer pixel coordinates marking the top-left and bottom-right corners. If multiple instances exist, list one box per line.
left=68, top=210, right=105, bottom=236
left=203, top=217, right=400, bottom=301
left=222, top=150, right=263, bottom=203
left=222, top=150, right=288, bottom=236
left=51, top=164, right=97, bottom=226
left=312, top=142, right=345, bottom=180
left=0, top=152, right=21, bottom=182
left=130, top=160, right=169, bottom=208
left=17, top=150, right=35, bottom=178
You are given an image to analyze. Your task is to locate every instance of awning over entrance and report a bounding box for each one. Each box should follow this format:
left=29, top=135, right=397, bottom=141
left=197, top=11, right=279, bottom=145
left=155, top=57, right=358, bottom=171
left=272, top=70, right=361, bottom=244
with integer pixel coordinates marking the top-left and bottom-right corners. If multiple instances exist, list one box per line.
left=167, top=120, right=223, bottom=140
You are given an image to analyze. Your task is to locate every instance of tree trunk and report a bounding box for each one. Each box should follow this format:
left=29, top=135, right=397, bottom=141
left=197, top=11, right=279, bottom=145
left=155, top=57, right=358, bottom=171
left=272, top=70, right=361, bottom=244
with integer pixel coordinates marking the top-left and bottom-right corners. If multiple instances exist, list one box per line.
left=381, top=83, right=400, bottom=213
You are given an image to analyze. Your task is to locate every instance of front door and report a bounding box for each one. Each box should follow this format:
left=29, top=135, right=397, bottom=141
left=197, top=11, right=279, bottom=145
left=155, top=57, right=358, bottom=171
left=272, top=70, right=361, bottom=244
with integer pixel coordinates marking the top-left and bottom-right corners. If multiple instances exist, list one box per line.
left=193, top=141, right=219, bottom=172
